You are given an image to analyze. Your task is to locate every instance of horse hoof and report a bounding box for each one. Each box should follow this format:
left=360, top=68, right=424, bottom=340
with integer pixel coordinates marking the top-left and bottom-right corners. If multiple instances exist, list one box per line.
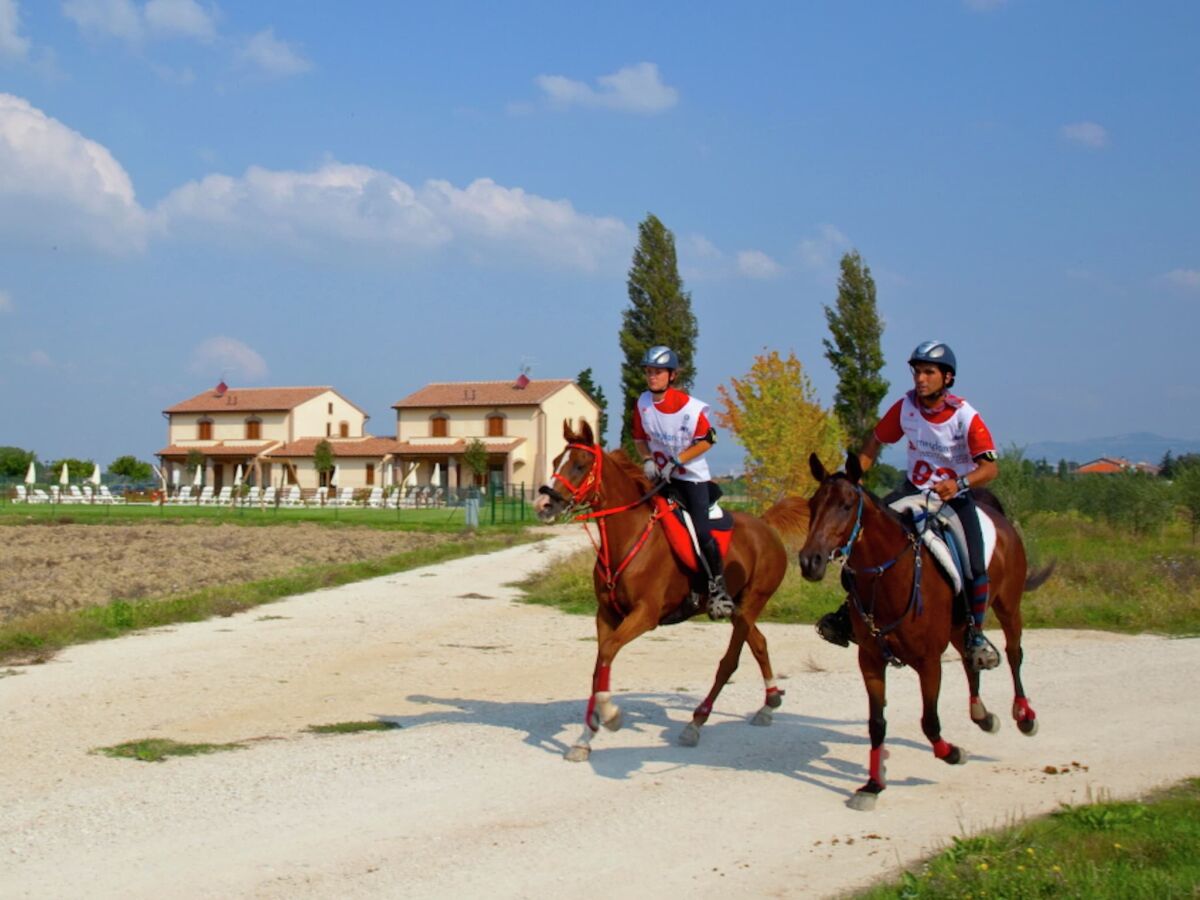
left=847, top=791, right=878, bottom=812
left=678, top=722, right=701, bottom=747
left=945, top=746, right=968, bottom=766
left=751, top=708, right=774, bottom=727
left=973, top=713, right=1001, bottom=734
left=1018, top=717, right=1039, bottom=736
left=766, top=689, right=785, bottom=709
left=601, top=709, right=623, bottom=732
left=564, top=745, right=591, bottom=762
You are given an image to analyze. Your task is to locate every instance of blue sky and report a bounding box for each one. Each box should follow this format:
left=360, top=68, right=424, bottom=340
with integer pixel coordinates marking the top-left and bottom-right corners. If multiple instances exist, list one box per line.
left=1, top=1, right=1197, bottom=477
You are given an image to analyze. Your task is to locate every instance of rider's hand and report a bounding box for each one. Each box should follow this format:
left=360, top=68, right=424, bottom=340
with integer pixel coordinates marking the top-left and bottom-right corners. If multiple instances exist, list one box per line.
left=642, top=458, right=661, bottom=482
left=933, top=479, right=958, bottom=501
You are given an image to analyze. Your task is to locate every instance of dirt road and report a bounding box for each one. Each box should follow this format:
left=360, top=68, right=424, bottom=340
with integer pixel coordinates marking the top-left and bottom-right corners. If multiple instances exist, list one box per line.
left=2, top=531, right=1197, bottom=898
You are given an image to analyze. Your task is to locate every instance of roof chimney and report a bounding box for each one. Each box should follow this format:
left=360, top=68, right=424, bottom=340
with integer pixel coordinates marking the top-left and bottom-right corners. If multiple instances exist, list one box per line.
left=514, top=373, right=530, bottom=390
left=215, top=380, right=228, bottom=397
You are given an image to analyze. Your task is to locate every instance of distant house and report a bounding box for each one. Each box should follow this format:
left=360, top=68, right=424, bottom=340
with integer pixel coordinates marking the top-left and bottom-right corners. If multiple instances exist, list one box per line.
left=1076, top=456, right=1161, bottom=476
left=391, top=377, right=600, bottom=492
left=157, top=384, right=371, bottom=491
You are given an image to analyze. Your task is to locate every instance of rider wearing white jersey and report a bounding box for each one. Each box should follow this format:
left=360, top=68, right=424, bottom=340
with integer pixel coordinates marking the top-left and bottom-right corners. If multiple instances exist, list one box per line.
left=818, top=341, right=1002, bottom=671
left=632, top=345, right=734, bottom=619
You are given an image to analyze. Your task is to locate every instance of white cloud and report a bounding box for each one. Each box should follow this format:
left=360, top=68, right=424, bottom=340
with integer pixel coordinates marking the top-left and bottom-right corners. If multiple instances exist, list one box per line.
left=684, top=234, right=722, bottom=260
left=159, top=163, right=631, bottom=271
left=0, top=288, right=13, bottom=312
left=189, top=336, right=268, bottom=381
left=238, top=27, right=310, bottom=77
left=534, top=62, right=678, bottom=114
left=1163, top=268, right=1200, bottom=290
left=0, top=93, right=148, bottom=252
left=0, top=0, right=30, bottom=60
left=797, top=224, right=850, bottom=270
left=63, top=0, right=215, bottom=43
left=144, top=0, right=215, bottom=41
left=1060, top=121, right=1109, bottom=149
left=62, top=0, right=143, bottom=42
left=736, top=249, right=783, bottom=279
left=28, top=348, right=52, bottom=367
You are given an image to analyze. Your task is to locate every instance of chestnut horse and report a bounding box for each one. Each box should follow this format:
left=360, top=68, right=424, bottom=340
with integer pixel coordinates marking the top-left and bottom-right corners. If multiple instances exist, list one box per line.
left=535, top=419, right=809, bottom=762
left=798, top=452, right=1052, bottom=811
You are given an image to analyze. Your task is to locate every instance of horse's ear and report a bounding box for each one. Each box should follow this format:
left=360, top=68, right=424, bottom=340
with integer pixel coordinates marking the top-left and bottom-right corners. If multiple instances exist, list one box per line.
left=809, top=452, right=827, bottom=482
left=562, top=418, right=575, bottom=441
left=579, top=418, right=595, bottom=445
left=846, top=452, right=863, bottom=484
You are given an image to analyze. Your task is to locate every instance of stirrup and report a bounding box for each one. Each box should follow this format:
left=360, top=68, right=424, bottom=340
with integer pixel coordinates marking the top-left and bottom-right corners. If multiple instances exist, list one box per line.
left=706, top=577, right=735, bottom=620
left=966, top=631, right=1001, bottom=671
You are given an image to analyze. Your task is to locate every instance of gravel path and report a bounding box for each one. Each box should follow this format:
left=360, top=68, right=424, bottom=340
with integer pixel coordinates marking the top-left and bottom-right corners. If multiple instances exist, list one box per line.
left=2, top=530, right=1197, bottom=899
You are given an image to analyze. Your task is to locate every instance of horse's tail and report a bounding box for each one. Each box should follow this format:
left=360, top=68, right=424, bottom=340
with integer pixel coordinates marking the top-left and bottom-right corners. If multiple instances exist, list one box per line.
left=761, top=496, right=809, bottom=552
left=1025, top=561, right=1056, bottom=592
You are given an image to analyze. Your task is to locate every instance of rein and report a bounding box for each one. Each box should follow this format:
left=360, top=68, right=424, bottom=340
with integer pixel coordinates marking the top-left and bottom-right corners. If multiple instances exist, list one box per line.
left=551, top=443, right=669, bottom=600
left=836, top=484, right=925, bottom=665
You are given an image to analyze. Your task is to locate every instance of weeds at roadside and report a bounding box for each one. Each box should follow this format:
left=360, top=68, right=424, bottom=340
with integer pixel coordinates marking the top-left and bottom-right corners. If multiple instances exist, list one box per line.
left=304, top=721, right=401, bottom=735
left=95, top=738, right=246, bottom=763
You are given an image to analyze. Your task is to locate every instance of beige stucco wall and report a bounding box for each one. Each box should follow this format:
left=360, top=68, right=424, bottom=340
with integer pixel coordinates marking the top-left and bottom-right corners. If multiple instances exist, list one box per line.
left=291, top=392, right=367, bottom=441
left=537, top=384, right=600, bottom=486
left=167, top=411, right=291, bottom=445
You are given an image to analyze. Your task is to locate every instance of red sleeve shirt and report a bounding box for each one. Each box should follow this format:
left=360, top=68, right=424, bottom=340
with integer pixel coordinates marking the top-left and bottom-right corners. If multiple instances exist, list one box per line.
left=632, top=389, right=712, bottom=441
left=874, top=396, right=996, bottom=460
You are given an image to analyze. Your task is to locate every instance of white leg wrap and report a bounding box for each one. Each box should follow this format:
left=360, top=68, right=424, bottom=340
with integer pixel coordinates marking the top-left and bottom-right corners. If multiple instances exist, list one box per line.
left=594, top=691, right=616, bottom=723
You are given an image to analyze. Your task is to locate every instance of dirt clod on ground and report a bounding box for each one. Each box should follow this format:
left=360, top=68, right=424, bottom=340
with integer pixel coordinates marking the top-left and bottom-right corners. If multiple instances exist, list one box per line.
left=0, top=523, right=449, bottom=622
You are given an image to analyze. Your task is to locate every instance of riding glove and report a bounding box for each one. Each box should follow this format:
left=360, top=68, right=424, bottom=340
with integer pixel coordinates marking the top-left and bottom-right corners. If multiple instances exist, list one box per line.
left=642, top=458, right=661, bottom=482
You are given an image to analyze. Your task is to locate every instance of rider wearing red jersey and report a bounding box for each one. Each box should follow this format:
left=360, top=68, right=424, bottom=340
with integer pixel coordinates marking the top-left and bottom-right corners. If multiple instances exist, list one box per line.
left=818, top=341, right=1002, bottom=671
left=632, top=345, right=734, bottom=619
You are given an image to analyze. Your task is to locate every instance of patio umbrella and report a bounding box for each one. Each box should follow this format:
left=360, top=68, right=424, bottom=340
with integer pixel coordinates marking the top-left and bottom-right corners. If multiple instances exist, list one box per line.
left=233, top=464, right=243, bottom=487
left=172, top=467, right=181, bottom=486
left=193, top=464, right=203, bottom=488
left=59, top=462, right=69, bottom=487
left=24, top=460, right=35, bottom=485
left=331, top=464, right=339, bottom=487
left=90, top=463, right=102, bottom=486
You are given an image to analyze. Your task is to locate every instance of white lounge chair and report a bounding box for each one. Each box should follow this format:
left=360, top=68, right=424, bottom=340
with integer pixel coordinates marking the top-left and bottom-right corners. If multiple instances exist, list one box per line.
left=365, top=487, right=383, bottom=508
left=212, top=486, right=233, bottom=506
left=167, top=485, right=192, bottom=505
left=241, top=486, right=260, bottom=507
left=196, top=486, right=214, bottom=505
left=32, top=488, right=50, bottom=503
left=261, top=486, right=277, bottom=506
left=330, top=487, right=355, bottom=507
left=14, top=485, right=28, bottom=503
left=308, top=486, right=329, bottom=507
left=98, top=485, right=125, bottom=505
left=281, top=486, right=303, bottom=507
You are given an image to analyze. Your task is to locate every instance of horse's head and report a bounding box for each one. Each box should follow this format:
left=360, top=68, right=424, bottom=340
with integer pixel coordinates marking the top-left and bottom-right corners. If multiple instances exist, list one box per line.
left=798, top=451, right=864, bottom=582
left=535, top=418, right=601, bottom=523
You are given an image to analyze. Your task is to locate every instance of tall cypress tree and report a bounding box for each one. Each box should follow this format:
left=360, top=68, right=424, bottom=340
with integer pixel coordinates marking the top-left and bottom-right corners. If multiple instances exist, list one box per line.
left=618, top=214, right=698, bottom=455
left=575, top=368, right=609, bottom=447
left=823, top=250, right=889, bottom=452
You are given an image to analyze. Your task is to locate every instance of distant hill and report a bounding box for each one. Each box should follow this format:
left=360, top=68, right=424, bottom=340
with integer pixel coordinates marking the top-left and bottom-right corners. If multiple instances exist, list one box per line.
left=1017, top=433, right=1200, bottom=466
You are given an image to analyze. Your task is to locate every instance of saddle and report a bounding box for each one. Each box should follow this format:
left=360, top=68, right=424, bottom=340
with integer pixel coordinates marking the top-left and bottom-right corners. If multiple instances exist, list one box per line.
left=654, top=485, right=734, bottom=573
left=887, top=495, right=996, bottom=597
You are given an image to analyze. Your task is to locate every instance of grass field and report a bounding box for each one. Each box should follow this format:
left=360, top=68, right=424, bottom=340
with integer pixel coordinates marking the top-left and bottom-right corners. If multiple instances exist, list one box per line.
left=858, top=778, right=1200, bottom=899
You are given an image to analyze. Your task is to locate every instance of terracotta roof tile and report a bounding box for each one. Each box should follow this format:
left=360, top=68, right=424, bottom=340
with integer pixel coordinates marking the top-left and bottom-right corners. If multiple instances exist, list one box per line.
left=157, top=441, right=277, bottom=458
left=393, top=438, right=525, bottom=456
left=265, top=437, right=403, bottom=458
left=392, top=379, right=576, bottom=409
left=165, top=386, right=367, bottom=415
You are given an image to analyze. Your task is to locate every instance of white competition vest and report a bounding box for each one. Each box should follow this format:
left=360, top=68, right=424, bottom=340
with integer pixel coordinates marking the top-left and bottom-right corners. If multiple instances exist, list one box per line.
left=899, top=392, right=980, bottom=487
left=636, top=391, right=712, bottom=483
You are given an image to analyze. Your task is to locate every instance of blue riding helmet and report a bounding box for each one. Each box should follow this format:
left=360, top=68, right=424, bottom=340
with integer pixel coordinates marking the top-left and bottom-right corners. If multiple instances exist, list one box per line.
left=641, top=345, right=679, bottom=370
left=908, top=340, right=957, bottom=376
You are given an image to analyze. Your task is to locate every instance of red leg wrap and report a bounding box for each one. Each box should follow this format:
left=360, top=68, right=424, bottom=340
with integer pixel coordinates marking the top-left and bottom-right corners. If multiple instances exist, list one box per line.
left=695, top=700, right=713, bottom=719
left=584, top=694, right=598, bottom=731
left=1014, top=696, right=1036, bottom=722
left=594, top=664, right=611, bottom=693
left=932, top=739, right=953, bottom=759
left=869, top=746, right=885, bottom=786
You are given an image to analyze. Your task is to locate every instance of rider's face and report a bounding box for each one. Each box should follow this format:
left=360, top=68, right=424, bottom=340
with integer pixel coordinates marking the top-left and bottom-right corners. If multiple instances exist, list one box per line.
left=911, top=363, right=947, bottom=400
left=644, top=366, right=672, bottom=394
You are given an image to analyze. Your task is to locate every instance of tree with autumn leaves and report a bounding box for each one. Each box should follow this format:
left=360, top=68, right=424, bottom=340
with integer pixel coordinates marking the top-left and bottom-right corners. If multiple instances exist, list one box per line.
left=716, top=350, right=846, bottom=510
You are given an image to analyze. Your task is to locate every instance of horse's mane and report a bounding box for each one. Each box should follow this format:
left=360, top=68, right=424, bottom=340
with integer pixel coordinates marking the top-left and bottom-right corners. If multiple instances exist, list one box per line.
left=608, top=448, right=654, bottom=492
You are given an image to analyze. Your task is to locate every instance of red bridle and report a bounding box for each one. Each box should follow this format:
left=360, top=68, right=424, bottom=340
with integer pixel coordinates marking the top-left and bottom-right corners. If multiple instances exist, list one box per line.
left=550, top=442, right=604, bottom=508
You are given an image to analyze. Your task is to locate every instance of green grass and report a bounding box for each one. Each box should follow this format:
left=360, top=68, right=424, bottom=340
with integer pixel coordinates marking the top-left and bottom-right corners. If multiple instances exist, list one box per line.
left=0, top=533, right=540, bottom=664
left=305, top=720, right=400, bottom=735
left=95, top=738, right=246, bottom=762
left=516, top=513, right=1200, bottom=634
left=0, top=499, right=532, bottom=533
left=858, top=778, right=1200, bottom=899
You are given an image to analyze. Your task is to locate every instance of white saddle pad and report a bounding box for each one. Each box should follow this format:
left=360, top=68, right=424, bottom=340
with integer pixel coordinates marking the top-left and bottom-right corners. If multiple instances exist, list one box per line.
left=887, top=495, right=996, bottom=595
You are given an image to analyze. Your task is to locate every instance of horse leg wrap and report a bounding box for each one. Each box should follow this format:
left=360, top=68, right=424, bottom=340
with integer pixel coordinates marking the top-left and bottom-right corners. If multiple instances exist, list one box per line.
left=765, top=683, right=785, bottom=709
left=969, top=695, right=987, bottom=720
left=869, top=746, right=888, bottom=787
left=932, top=739, right=953, bottom=759
left=694, top=700, right=713, bottom=723
left=1013, top=696, right=1036, bottom=722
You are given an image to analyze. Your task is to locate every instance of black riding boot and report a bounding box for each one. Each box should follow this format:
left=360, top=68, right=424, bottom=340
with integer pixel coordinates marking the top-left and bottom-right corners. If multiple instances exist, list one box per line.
left=702, top=539, right=735, bottom=620
left=816, top=568, right=857, bottom=647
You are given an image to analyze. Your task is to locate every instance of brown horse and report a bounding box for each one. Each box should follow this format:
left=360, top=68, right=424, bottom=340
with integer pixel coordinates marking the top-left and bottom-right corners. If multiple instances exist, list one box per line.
left=534, top=419, right=809, bottom=762
left=797, top=452, right=1052, bottom=810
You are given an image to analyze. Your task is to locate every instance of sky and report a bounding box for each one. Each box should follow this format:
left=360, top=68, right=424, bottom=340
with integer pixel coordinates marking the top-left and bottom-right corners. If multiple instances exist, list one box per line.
left=1, top=1, right=1197, bottom=477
